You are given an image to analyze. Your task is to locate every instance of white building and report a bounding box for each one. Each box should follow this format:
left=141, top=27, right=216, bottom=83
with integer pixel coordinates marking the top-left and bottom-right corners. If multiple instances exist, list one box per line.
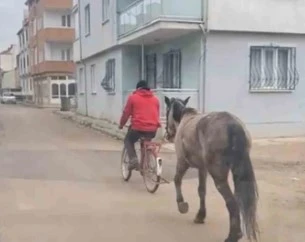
left=74, top=0, right=305, bottom=138
left=17, top=9, right=32, bottom=101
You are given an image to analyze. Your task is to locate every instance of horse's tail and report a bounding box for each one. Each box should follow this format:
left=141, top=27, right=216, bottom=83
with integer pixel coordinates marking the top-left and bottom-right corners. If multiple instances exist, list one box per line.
left=227, top=123, right=259, bottom=242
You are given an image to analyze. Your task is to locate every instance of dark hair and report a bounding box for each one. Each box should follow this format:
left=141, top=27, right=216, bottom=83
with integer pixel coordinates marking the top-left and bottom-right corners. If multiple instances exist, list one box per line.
left=136, top=80, right=149, bottom=90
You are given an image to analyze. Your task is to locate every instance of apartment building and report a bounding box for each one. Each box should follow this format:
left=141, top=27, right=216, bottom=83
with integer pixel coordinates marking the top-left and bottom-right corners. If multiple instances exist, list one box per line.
left=75, top=0, right=305, bottom=138
left=17, top=9, right=32, bottom=101
left=0, top=44, right=19, bottom=93
left=26, top=0, right=76, bottom=107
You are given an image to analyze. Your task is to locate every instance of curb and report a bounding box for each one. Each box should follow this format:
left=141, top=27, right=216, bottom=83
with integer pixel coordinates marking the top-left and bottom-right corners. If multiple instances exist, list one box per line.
left=53, top=110, right=176, bottom=152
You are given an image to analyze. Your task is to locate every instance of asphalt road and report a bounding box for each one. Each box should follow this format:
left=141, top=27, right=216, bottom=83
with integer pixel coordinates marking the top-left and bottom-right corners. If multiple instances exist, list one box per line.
left=0, top=104, right=304, bottom=242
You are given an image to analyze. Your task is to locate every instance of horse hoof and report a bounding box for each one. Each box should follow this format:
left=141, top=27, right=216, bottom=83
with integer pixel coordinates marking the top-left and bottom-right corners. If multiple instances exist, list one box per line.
left=193, top=217, right=205, bottom=224
left=178, top=202, right=189, bottom=214
left=224, top=232, right=243, bottom=242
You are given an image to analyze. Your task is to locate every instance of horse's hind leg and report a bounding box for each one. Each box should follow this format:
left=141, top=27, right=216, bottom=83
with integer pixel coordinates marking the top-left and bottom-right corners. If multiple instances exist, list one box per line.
left=208, top=163, right=242, bottom=242
left=194, top=168, right=207, bottom=224
left=174, top=159, right=189, bottom=214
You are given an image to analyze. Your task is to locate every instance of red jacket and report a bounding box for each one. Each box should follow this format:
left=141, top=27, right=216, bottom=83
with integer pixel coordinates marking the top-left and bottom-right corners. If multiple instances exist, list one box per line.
left=119, top=89, right=161, bottom=131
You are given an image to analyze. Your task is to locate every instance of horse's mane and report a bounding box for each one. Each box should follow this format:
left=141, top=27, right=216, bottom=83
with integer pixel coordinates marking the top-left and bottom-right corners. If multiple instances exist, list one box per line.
left=182, top=107, right=198, bottom=117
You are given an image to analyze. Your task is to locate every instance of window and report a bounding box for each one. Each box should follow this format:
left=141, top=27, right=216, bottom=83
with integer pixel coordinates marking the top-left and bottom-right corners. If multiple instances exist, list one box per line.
left=61, top=49, right=71, bottom=61
left=162, top=50, right=181, bottom=88
left=68, top=83, right=76, bottom=96
left=33, top=18, right=36, bottom=35
left=249, top=46, right=299, bottom=91
left=84, top=4, right=91, bottom=36
left=62, top=15, right=71, bottom=27
left=145, top=53, right=157, bottom=89
left=78, top=67, right=84, bottom=93
left=60, top=83, right=67, bottom=96
left=52, top=83, right=59, bottom=98
left=74, top=11, right=79, bottom=39
left=37, top=17, right=43, bottom=30
left=38, top=49, right=43, bottom=63
left=34, top=47, right=37, bottom=64
left=25, top=29, right=28, bottom=42
left=101, top=59, right=115, bottom=93
left=102, top=0, right=110, bottom=23
left=23, top=57, right=26, bottom=71
left=90, top=64, right=96, bottom=93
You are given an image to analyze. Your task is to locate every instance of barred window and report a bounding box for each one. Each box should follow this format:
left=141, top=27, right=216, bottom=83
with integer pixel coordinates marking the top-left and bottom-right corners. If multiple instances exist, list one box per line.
left=162, top=50, right=181, bottom=88
left=249, top=46, right=299, bottom=91
left=101, top=59, right=115, bottom=93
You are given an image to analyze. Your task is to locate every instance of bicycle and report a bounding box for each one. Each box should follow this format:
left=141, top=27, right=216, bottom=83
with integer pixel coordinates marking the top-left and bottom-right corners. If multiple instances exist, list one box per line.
left=121, top=137, right=170, bottom=193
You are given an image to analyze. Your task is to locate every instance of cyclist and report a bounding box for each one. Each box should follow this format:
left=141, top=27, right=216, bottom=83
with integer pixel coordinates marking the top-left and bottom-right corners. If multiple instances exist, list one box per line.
left=119, top=80, right=161, bottom=171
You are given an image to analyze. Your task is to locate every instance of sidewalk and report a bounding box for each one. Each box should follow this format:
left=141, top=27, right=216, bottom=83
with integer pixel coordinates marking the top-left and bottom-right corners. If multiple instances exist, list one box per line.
left=53, top=110, right=305, bottom=160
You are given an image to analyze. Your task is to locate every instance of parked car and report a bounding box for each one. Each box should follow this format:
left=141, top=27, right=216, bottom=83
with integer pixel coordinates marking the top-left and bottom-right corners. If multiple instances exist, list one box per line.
left=1, top=93, right=17, bottom=104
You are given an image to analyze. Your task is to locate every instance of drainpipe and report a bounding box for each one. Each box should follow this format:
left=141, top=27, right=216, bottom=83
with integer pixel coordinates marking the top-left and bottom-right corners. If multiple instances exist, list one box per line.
left=141, top=42, right=145, bottom=80
left=78, top=0, right=88, bottom=116
left=198, top=0, right=209, bottom=113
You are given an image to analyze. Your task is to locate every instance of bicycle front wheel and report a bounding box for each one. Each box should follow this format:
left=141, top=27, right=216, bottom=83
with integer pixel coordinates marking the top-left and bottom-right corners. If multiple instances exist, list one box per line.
left=121, top=147, right=132, bottom=182
left=143, top=150, right=160, bottom=193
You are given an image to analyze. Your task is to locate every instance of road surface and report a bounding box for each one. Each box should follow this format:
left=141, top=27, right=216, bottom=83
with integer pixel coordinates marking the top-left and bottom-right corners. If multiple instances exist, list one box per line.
left=0, top=104, right=304, bottom=242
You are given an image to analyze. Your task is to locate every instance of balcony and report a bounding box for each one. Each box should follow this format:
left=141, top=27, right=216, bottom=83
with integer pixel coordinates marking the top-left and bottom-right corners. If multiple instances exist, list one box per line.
left=38, top=28, right=75, bottom=43
left=123, top=88, right=199, bottom=120
left=41, top=0, right=72, bottom=10
left=32, top=61, right=75, bottom=75
left=118, top=0, right=202, bottom=44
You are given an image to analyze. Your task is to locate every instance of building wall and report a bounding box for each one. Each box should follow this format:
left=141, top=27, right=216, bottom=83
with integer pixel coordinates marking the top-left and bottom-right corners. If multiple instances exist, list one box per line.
left=77, top=47, right=123, bottom=122
left=17, top=21, right=32, bottom=96
left=121, top=46, right=141, bottom=91
left=208, top=0, right=305, bottom=34
left=79, top=0, right=118, bottom=60
left=205, top=31, right=305, bottom=137
left=0, top=45, right=18, bottom=72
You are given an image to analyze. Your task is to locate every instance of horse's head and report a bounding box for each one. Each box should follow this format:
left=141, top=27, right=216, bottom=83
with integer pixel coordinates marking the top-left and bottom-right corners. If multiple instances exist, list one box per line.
left=164, top=96, right=190, bottom=142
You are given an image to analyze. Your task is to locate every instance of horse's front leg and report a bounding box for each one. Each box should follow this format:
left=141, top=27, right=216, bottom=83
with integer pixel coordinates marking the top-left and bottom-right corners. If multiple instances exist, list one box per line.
left=194, top=168, right=207, bottom=224
left=174, top=159, right=189, bottom=214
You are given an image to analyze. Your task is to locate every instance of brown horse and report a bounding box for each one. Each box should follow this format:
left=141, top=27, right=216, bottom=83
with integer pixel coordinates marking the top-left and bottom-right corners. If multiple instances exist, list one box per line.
left=164, top=96, right=259, bottom=242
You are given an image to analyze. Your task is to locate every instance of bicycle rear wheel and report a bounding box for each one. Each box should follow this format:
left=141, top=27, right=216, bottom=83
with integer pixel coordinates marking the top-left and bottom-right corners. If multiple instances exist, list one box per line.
left=143, top=150, right=160, bottom=193
left=121, top=147, right=132, bottom=181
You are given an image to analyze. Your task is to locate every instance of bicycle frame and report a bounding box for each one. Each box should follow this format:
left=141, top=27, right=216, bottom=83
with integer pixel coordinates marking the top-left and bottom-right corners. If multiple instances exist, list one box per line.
left=139, top=139, right=162, bottom=176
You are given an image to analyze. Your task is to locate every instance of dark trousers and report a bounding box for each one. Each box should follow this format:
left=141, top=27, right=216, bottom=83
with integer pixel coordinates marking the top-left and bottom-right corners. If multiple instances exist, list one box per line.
left=124, top=128, right=156, bottom=162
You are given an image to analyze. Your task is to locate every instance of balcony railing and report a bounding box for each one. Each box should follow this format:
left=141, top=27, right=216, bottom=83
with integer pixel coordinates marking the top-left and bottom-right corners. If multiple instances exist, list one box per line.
left=123, top=88, right=199, bottom=120
left=118, top=0, right=202, bottom=37
left=31, top=61, right=75, bottom=75
left=38, top=28, right=75, bottom=43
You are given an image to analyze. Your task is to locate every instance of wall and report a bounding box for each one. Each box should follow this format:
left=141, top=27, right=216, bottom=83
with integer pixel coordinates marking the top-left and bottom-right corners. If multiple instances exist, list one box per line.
left=145, top=32, right=201, bottom=89
left=205, top=31, right=305, bottom=137
left=1, top=70, right=17, bottom=89
left=0, top=45, right=18, bottom=72
left=79, top=0, right=118, bottom=60
left=122, top=46, right=141, bottom=91
left=77, top=47, right=123, bottom=122
left=208, top=0, right=305, bottom=34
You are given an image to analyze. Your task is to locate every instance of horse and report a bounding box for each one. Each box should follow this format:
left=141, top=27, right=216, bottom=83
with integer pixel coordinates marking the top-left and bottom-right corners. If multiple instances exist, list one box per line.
left=164, top=96, right=259, bottom=242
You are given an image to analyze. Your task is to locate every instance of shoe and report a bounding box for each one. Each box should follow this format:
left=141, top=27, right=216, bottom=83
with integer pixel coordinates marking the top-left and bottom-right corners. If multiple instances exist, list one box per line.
left=129, top=158, right=139, bottom=171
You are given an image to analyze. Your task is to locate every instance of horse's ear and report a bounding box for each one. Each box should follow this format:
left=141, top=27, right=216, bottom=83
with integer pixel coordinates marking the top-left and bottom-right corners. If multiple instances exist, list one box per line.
left=164, top=96, right=170, bottom=107
left=183, top=96, right=191, bottom=106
